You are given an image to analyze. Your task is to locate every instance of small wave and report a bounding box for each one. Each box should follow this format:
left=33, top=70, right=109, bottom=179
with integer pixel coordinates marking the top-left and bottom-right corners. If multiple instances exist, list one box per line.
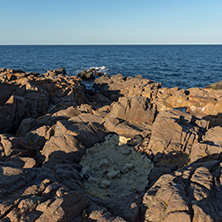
left=87, top=66, right=109, bottom=74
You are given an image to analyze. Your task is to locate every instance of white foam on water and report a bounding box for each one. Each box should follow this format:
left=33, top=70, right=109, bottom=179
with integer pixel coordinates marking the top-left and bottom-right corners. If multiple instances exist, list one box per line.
left=87, top=66, right=109, bottom=74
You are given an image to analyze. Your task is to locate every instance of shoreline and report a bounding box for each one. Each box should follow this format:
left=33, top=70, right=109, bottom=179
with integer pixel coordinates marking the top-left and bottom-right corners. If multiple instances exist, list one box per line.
left=0, top=67, right=222, bottom=221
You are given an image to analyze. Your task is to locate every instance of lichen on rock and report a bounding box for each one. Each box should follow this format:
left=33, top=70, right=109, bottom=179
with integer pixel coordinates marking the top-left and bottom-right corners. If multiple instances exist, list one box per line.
left=80, top=134, right=153, bottom=199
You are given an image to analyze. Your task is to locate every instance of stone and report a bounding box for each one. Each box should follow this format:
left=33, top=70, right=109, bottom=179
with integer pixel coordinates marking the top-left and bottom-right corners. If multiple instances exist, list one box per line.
left=190, top=126, right=222, bottom=162
left=108, top=96, right=156, bottom=125
left=54, top=119, right=107, bottom=148
left=80, top=134, right=153, bottom=199
left=77, top=70, right=95, bottom=80
left=206, top=79, right=222, bottom=90
left=162, top=212, right=191, bottom=222
left=146, top=110, right=200, bottom=164
left=104, top=116, right=150, bottom=138
left=0, top=114, right=12, bottom=133
left=107, top=170, right=121, bottom=179
left=41, top=134, right=85, bottom=166
left=0, top=134, right=34, bottom=158
left=94, top=74, right=161, bottom=100
left=35, top=191, right=88, bottom=222
left=87, top=204, right=108, bottom=221
left=100, top=180, right=111, bottom=188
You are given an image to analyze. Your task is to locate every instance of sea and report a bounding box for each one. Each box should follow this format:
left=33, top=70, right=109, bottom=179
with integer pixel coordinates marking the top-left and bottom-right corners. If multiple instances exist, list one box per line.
left=0, top=45, right=222, bottom=89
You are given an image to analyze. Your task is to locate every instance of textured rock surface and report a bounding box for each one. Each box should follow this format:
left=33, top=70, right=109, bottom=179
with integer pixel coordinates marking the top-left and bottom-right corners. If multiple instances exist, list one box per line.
left=1, top=69, right=222, bottom=221
left=80, top=134, right=153, bottom=199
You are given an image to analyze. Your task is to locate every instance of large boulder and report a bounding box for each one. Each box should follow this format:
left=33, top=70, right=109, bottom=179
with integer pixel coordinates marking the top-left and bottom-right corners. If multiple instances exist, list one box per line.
left=107, top=96, right=156, bottom=125
left=54, top=117, right=107, bottom=148
left=41, top=134, right=85, bottom=167
left=145, top=110, right=206, bottom=164
left=104, top=116, right=151, bottom=138
left=94, top=74, right=161, bottom=100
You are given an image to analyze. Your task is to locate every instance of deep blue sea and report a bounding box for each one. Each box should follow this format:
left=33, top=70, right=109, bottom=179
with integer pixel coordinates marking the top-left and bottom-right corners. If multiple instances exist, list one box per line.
left=0, top=45, right=222, bottom=89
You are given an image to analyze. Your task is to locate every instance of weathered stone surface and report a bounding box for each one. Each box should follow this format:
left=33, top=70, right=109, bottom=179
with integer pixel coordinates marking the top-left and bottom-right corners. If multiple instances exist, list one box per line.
left=206, top=79, right=222, bottom=90
left=54, top=118, right=107, bottom=147
left=142, top=160, right=222, bottom=222
left=104, top=116, right=151, bottom=138
left=35, top=191, right=88, bottom=222
left=0, top=164, right=88, bottom=222
left=80, top=134, right=153, bottom=199
left=0, top=68, right=85, bottom=133
left=145, top=110, right=202, bottom=165
left=94, top=74, right=161, bottom=100
left=190, top=126, right=222, bottom=162
left=1, top=70, right=222, bottom=221
left=0, top=134, right=34, bottom=158
left=41, top=134, right=85, bottom=166
left=107, top=96, right=156, bottom=125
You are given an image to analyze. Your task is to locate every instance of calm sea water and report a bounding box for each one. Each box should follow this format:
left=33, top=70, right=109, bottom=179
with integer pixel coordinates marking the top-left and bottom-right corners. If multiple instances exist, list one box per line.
left=0, top=45, right=222, bottom=89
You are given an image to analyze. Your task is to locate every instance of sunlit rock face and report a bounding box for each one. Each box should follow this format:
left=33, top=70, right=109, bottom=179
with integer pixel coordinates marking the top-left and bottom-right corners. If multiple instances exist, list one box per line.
left=80, top=134, right=153, bottom=199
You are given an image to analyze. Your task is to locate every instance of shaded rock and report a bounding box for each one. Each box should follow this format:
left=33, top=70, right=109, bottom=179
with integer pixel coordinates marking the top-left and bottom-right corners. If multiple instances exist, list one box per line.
left=190, top=126, right=222, bottom=162
left=77, top=70, right=95, bottom=80
left=35, top=191, right=88, bottom=222
left=54, top=119, right=107, bottom=148
left=0, top=83, right=16, bottom=106
left=0, top=134, right=34, bottom=158
left=41, top=134, right=85, bottom=167
left=24, top=125, right=51, bottom=151
left=7, top=156, right=36, bottom=168
left=104, top=196, right=140, bottom=222
left=0, top=114, right=12, bottom=134
left=16, top=118, right=39, bottom=137
left=147, top=164, right=173, bottom=187
left=206, top=79, right=222, bottom=90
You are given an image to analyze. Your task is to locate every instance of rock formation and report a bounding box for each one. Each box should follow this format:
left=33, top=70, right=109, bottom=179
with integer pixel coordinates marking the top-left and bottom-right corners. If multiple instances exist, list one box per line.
left=0, top=68, right=222, bottom=221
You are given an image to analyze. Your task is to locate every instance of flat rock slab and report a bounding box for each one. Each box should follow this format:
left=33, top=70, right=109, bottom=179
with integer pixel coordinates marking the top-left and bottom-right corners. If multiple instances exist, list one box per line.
left=80, top=134, right=153, bottom=199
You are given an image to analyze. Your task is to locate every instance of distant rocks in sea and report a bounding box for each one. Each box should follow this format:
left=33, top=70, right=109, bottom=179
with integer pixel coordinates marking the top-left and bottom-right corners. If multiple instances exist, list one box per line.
left=1, top=67, right=222, bottom=221
left=77, top=67, right=105, bottom=80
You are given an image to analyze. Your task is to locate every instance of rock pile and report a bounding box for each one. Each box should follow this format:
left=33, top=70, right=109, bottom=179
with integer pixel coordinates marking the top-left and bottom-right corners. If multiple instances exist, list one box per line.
left=0, top=68, right=222, bottom=221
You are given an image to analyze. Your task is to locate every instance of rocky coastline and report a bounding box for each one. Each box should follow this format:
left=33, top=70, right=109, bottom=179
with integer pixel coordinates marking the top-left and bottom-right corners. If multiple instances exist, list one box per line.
left=0, top=67, right=222, bottom=221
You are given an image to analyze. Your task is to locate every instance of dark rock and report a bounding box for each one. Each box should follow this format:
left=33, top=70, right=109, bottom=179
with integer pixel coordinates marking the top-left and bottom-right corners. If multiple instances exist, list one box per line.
left=41, top=134, right=85, bottom=167
left=77, top=70, right=95, bottom=80
left=206, top=79, right=222, bottom=90
left=54, top=118, right=107, bottom=148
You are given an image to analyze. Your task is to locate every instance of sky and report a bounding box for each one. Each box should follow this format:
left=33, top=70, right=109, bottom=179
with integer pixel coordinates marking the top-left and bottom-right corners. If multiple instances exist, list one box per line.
left=0, top=0, right=222, bottom=45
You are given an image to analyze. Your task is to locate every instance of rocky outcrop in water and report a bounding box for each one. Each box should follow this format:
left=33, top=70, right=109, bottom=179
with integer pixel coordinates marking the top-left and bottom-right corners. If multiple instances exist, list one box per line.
left=1, top=68, right=222, bottom=221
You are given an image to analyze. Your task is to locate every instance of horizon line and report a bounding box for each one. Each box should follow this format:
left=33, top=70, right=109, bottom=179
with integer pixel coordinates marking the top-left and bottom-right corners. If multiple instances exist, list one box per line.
left=0, top=43, right=222, bottom=46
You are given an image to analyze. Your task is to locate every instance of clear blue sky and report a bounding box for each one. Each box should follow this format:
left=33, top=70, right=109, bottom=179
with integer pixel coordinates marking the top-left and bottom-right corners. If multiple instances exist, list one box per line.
left=0, top=0, right=222, bottom=44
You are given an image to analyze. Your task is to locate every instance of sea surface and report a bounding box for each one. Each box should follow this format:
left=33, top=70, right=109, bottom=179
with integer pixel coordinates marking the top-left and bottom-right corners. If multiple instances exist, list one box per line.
left=0, top=45, right=222, bottom=89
